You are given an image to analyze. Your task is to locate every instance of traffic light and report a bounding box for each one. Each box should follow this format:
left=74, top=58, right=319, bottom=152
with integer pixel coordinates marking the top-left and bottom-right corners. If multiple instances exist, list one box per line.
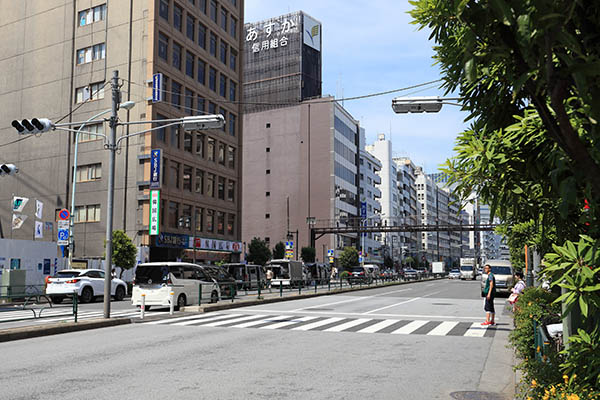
left=11, top=118, right=53, bottom=134
left=0, top=163, right=18, bottom=176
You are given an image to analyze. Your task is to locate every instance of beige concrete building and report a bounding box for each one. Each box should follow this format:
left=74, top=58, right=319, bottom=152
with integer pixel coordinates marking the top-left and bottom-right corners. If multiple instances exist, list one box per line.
left=0, top=0, right=244, bottom=265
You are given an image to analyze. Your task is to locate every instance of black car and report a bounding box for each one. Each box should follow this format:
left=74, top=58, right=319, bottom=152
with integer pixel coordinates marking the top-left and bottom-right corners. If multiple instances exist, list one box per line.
left=202, top=266, right=237, bottom=299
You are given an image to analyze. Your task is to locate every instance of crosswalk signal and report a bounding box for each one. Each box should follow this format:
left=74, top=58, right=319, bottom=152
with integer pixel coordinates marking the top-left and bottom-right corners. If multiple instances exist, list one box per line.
left=11, top=118, right=53, bottom=134
left=0, top=163, right=18, bottom=176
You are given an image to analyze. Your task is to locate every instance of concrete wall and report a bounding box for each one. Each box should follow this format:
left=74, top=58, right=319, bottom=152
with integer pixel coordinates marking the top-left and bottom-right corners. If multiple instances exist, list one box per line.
left=0, top=239, right=67, bottom=286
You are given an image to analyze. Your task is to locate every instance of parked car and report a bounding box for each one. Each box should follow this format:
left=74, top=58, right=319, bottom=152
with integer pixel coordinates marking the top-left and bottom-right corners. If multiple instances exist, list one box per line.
left=132, top=262, right=221, bottom=310
left=404, top=269, right=419, bottom=280
left=202, top=266, right=237, bottom=299
left=47, top=269, right=127, bottom=304
left=448, top=269, right=461, bottom=279
left=348, top=266, right=371, bottom=283
left=481, top=260, right=514, bottom=296
left=223, top=263, right=264, bottom=290
left=305, top=263, right=330, bottom=285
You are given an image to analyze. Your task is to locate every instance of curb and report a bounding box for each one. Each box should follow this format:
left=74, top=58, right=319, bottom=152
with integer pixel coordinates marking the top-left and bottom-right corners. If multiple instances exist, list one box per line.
left=0, top=317, right=132, bottom=343
left=182, top=277, right=445, bottom=313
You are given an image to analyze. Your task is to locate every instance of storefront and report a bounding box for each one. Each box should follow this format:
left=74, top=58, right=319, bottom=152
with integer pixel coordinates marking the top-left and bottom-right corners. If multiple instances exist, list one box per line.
left=150, top=232, right=242, bottom=264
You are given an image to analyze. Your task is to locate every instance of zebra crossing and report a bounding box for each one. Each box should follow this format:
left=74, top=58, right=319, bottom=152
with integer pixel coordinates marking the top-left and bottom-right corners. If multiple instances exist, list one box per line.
left=0, top=308, right=143, bottom=325
left=145, top=312, right=497, bottom=338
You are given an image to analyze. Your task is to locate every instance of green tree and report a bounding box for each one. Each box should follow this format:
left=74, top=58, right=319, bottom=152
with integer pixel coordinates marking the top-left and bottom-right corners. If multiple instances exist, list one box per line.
left=106, top=230, right=137, bottom=279
left=339, top=247, right=359, bottom=270
left=247, top=237, right=271, bottom=266
left=301, top=246, right=316, bottom=263
left=403, top=256, right=415, bottom=267
left=272, top=241, right=285, bottom=259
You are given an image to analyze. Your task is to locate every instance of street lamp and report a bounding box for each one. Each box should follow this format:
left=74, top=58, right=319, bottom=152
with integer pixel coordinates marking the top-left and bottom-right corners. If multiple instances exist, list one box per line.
left=391, top=96, right=461, bottom=114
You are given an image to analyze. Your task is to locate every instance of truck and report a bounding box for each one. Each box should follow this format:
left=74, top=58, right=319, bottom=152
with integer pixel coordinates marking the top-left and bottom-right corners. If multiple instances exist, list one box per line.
left=432, top=262, right=445, bottom=277
left=459, top=258, right=477, bottom=280
left=265, top=259, right=303, bottom=287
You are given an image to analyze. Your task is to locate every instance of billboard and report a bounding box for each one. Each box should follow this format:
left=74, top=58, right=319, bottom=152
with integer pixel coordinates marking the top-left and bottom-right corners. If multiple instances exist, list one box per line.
left=303, top=14, right=321, bottom=51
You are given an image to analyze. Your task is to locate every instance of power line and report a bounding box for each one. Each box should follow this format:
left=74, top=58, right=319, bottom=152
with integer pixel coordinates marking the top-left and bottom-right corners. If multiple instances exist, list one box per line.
left=54, top=81, right=110, bottom=124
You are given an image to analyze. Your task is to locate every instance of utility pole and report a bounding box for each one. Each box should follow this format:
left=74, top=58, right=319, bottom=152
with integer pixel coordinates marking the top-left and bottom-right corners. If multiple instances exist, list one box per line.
left=104, top=70, right=119, bottom=319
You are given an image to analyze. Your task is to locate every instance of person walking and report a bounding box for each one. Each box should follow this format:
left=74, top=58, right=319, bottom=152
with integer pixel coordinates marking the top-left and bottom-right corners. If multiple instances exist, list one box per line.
left=482, top=264, right=496, bottom=326
left=265, top=268, right=273, bottom=292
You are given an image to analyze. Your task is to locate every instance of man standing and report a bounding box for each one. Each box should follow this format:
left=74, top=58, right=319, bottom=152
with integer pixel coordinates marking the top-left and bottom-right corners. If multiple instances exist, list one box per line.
left=482, top=264, right=496, bottom=326
left=265, top=268, right=273, bottom=292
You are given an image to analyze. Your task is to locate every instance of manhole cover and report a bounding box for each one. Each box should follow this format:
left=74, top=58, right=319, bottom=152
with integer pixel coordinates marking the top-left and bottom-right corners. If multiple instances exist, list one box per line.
left=450, top=391, right=507, bottom=400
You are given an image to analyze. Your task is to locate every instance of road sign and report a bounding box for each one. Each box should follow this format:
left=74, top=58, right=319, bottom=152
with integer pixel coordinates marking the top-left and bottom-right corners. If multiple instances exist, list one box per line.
left=57, top=227, right=69, bottom=246
left=360, top=202, right=367, bottom=219
left=58, top=208, right=70, bottom=220
left=328, top=256, right=334, bottom=263
left=57, top=220, right=69, bottom=229
left=327, top=249, right=334, bottom=257
left=285, top=249, right=294, bottom=259
left=152, top=73, right=163, bottom=102
left=150, top=149, right=162, bottom=189
left=285, top=241, right=293, bottom=250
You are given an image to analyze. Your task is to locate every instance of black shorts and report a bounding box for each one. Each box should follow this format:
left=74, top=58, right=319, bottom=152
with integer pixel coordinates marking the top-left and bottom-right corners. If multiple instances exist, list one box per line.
left=484, top=296, right=495, bottom=313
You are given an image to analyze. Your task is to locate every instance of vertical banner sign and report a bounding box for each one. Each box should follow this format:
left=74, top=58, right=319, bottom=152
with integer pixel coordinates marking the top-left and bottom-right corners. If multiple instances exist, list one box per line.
left=152, top=73, right=163, bottom=103
left=35, top=200, right=44, bottom=219
left=12, top=196, right=29, bottom=213
left=360, top=202, right=367, bottom=219
left=150, top=149, right=162, bottom=189
left=149, top=190, right=160, bottom=235
left=34, top=221, right=43, bottom=239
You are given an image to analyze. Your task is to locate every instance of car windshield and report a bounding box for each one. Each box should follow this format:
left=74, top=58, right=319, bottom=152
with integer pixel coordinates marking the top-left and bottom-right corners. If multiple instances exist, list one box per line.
left=350, top=267, right=364, bottom=273
left=491, top=266, right=512, bottom=275
left=56, top=271, right=81, bottom=278
left=460, top=266, right=473, bottom=271
left=135, top=265, right=169, bottom=284
left=450, top=269, right=459, bottom=273
left=269, top=264, right=290, bottom=279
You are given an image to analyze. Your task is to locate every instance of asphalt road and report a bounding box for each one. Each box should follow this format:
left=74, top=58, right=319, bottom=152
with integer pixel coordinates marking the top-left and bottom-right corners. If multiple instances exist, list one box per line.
left=0, top=279, right=514, bottom=400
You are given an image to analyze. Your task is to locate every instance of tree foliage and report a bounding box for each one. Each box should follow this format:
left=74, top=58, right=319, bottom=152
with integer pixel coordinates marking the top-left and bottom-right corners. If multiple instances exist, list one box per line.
left=272, top=242, right=285, bottom=260
left=301, top=246, right=316, bottom=263
left=339, top=247, right=359, bottom=270
left=107, top=230, right=137, bottom=279
left=247, top=237, right=271, bottom=266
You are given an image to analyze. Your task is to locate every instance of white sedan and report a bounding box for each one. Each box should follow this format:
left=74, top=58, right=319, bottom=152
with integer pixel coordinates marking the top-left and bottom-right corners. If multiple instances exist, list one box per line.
left=46, top=269, right=127, bottom=304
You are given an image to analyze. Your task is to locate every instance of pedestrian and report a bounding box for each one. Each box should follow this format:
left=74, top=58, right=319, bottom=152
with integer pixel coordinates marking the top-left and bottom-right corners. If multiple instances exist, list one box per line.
left=482, top=264, right=496, bottom=326
left=330, top=266, right=338, bottom=280
left=266, top=268, right=273, bottom=292
left=508, top=271, right=525, bottom=309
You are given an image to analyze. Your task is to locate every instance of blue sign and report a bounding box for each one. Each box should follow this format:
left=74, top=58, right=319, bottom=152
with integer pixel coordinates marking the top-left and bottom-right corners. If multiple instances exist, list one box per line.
left=150, top=149, right=161, bottom=189
left=152, top=73, right=163, bottom=102
left=155, top=232, right=190, bottom=249
left=360, top=202, right=367, bottom=219
left=58, top=229, right=69, bottom=242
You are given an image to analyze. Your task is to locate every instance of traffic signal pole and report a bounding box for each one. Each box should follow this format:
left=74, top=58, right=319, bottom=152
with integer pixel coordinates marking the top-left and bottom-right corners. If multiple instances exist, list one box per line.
left=103, top=70, right=119, bottom=319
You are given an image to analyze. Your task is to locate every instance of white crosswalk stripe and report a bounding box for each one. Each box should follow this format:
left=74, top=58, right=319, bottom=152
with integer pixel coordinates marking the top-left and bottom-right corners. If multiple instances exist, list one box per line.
left=464, top=322, right=489, bottom=337
left=147, top=313, right=223, bottom=325
left=323, top=318, right=371, bottom=332
left=427, top=321, right=459, bottom=336
left=204, top=314, right=268, bottom=327
left=173, top=314, right=242, bottom=326
left=391, top=320, right=429, bottom=335
left=231, top=316, right=293, bottom=328
left=260, top=316, right=318, bottom=330
left=291, top=317, right=344, bottom=331
left=356, top=319, right=398, bottom=333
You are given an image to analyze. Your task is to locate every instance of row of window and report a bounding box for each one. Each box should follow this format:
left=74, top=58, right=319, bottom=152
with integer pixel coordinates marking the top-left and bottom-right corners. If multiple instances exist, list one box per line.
left=76, top=43, right=106, bottom=65
left=334, top=138, right=356, bottom=165
left=78, top=4, right=106, bottom=27
left=160, top=0, right=237, bottom=40
left=74, top=204, right=101, bottom=223
left=335, top=161, right=357, bottom=185
left=75, top=163, right=102, bottom=183
left=163, top=158, right=236, bottom=201
left=75, top=82, right=105, bottom=103
left=334, top=116, right=357, bottom=143
left=163, top=200, right=236, bottom=235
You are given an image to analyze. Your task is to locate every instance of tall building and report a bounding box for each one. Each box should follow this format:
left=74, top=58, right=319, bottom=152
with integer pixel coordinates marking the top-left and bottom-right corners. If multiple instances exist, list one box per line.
left=394, top=157, right=420, bottom=257
left=243, top=11, right=322, bottom=113
left=241, top=98, right=360, bottom=261
left=0, top=0, right=244, bottom=264
left=359, top=128, right=383, bottom=263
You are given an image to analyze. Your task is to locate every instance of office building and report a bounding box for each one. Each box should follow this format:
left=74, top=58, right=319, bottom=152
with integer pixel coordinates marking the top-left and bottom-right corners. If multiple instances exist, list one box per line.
left=0, top=0, right=244, bottom=265
left=394, top=157, right=420, bottom=258
left=359, top=128, right=383, bottom=263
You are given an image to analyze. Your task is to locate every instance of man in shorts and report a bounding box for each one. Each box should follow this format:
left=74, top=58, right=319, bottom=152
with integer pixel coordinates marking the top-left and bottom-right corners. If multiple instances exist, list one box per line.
left=482, top=264, right=496, bottom=326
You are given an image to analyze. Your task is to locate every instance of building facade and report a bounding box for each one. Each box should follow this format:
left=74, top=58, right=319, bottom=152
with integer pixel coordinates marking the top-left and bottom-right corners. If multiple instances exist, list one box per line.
left=359, top=128, right=383, bottom=263
left=394, top=157, right=420, bottom=259
left=0, top=0, right=244, bottom=265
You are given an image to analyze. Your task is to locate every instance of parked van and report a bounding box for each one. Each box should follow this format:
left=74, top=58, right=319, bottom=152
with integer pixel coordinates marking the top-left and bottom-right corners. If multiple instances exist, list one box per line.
left=480, top=260, right=513, bottom=296
left=131, top=262, right=221, bottom=310
left=223, top=263, right=264, bottom=290
left=266, top=259, right=303, bottom=287
left=305, top=263, right=331, bottom=285
left=363, top=264, right=381, bottom=282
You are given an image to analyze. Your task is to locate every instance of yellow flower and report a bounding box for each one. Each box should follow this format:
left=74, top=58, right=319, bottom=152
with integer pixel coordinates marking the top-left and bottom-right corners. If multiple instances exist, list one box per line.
left=567, top=394, right=580, bottom=400
left=531, top=379, right=538, bottom=387
left=551, top=386, right=556, bottom=395
left=537, top=345, right=541, bottom=353
left=563, top=375, right=569, bottom=384
left=528, top=302, right=532, bottom=306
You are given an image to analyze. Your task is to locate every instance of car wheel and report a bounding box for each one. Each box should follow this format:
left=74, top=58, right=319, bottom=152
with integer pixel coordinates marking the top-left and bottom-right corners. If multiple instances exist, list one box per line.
left=174, top=294, right=186, bottom=311
left=114, top=286, right=126, bottom=301
left=80, top=287, right=93, bottom=303
left=210, top=291, right=219, bottom=304
left=51, top=296, right=64, bottom=304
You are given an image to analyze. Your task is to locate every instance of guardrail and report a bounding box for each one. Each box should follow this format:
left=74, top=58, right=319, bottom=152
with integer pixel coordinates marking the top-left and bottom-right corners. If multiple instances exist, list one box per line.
left=0, top=285, right=78, bottom=322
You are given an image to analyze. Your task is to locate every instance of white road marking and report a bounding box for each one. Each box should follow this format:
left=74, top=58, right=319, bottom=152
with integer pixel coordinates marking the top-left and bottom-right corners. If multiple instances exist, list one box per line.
left=362, top=297, right=421, bottom=314
left=260, top=316, right=318, bottom=330
left=147, top=313, right=223, bottom=325
left=323, top=318, right=371, bottom=332
left=231, top=316, right=293, bottom=328
left=290, top=287, right=412, bottom=312
left=203, top=314, right=267, bottom=327
left=427, top=321, right=459, bottom=336
left=356, top=319, right=399, bottom=333
left=174, top=314, right=243, bottom=326
left=291, top=317, right=344, bottom=331
left=464, top=322, right=489, bottom=337
left=391, top=320, right=430, bottom=335
left=234, top=309, right=483, bottom=321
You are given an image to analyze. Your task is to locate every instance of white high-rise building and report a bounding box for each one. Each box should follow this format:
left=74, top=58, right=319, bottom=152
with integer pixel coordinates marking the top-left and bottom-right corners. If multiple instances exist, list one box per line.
left=394, top=157, right=420, bottom=258
left=359, top=128, right=383, bottom=263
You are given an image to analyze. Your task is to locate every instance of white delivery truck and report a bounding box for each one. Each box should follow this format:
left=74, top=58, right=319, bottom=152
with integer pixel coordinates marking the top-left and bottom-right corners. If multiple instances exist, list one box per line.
left=459, top=258, right=477, bottom=280
left=432, top=262, right=445, bottom=277
left=266, top=259, right=303, bottom=287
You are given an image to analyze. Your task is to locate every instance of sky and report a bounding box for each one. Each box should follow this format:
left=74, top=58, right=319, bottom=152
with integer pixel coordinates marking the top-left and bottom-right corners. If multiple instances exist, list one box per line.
left=245, top=0, right=470, bottom=173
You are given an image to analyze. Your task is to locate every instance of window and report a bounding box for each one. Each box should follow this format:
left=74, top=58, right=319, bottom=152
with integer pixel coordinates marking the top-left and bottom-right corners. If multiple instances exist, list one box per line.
left=265, top=191, right=270, bottom=197
left=229, top=49, right=237, bottom=71
left=208, top=102, right=216, bottom=115
left=206, top=209, right=214, bottom=232
left=229, top=81, right=236, bottom=101
left=197, top=58, right=206, bottom=84
left=195, top=207, right=204, bottom=232
left=206, top=173, right=215, bottom=197
left=220, top=108, right=226, bottom=131
left=170, top=161, right=180, bottom=188
left=173, top=3, right=183, bottom=31
left=198, top=0, right=207, bottom=13
left=218, top=176, right=225, bottom=199
left=196, top=133, right=205, bottom=157
left=195, top=169, right=204, bottom=194
left=217, top=211, right=225, bottom=234
left=219, top=74, right=226, bottom=97
left=185, top=52, right=195, bottom=77
left=156, top=114, right=167, bottom=142
left=198, top=23, right=207, bottom=49
left=210, top=0, right=217, bottom=23
left=229, top=0, right=237, bottom=7
left=197, top=96, right=205, bottom=113
left=209, top=67, right=216, bottom=91
left=76, top=163, right=102, bottom=182
left=76, top=122, right=104, bottom=142
left=228, top=181, right=235, bottom=201
left=158, top=33, right=169, bottom=61
left=186, top=14, right=195, bottom=40
left=229, top=16, right=237, bottom=38
left=75, top=82, right=104, bottom=103
left=218, top=143, right=226, bottom=165
left=76, top=43, right=105, bottom=64
left=227, top=146, right=235, bottom=169
left=183, top=165, right=193, bottom=191
left=159, top=0, right=169, bottom=20
left=161, top=75, right=169, bottom=103
left=228, top=113, right=236, bottom=136
left=185, top=88, right=194, bottom=115
left=227, top=214, right=235, bottom=235
left=266, top=169, right=270, bottom=174
left=168, top=201, right=180, bottom=228
left=172, top=42, right=182, bottom=69
left=219, top=41, right=227, bottom=64
left=209, top=32, right=217, bottom=57
left=266, top=123, right=271, bottom=128
left=79, top=4, right=106, bottom=26
left=184, top=130, right=193, bottom=152
left=162, top=159, right=168, bottom=185
left=266, top=147, right=270, bottom=152
left=207, top=137, right=215, bottom=161
left=220, top=7, right=227, bottom=31
left=93, top=43, right=106, bottom=61
left=74, top=204, right=101, bottom=222
left=265, top=213, right=270, bottom=219
left=170, top=125, right=180, bottom=148
left=171, top=80, right=181, bottom=108
left=181, top=204, right=192, bottom=229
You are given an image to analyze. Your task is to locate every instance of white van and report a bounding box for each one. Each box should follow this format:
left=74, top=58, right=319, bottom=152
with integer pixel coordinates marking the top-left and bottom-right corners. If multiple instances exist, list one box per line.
left=131, top=262, right=221, bottom=310
left=363, top=264, right=381, bottom=282
left=266, top=260, right=303, bottom=287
